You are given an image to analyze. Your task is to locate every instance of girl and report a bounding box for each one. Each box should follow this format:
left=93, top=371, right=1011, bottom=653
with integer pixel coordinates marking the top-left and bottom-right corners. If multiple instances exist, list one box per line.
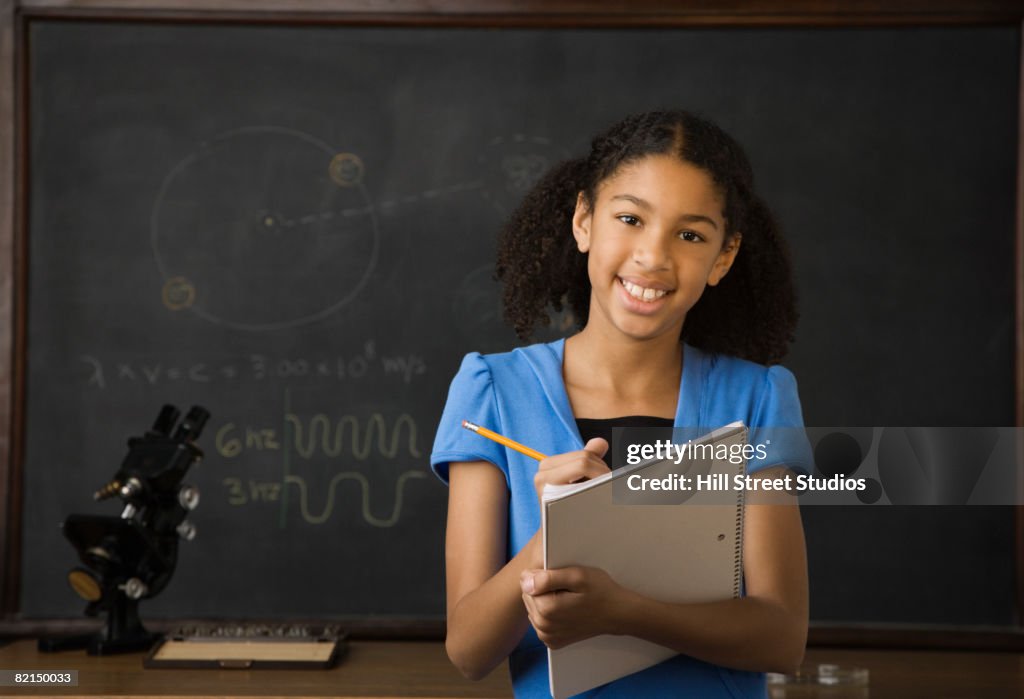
left=431, top=110, right=811, bottom=698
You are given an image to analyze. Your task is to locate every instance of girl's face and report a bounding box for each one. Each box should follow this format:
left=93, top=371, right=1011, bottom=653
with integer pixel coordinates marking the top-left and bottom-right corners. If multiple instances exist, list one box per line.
left=572, top=154, right=740, bottom=343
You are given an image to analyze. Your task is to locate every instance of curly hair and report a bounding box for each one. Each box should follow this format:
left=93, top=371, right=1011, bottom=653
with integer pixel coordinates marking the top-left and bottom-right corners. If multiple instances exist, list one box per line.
left=495, top=110, right=798, bottom=365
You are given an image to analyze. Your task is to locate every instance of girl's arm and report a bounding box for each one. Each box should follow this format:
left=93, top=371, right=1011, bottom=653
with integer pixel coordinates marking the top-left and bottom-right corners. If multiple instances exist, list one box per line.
left=444, top=460, right=540, bottom=680
left=445, top=439, right=611, bottom=680
left=521, top=467, right=808, bottom=674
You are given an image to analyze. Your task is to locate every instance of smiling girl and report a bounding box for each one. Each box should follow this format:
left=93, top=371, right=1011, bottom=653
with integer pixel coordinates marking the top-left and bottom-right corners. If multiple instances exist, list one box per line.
left=431, top=110, right=812, bottom=698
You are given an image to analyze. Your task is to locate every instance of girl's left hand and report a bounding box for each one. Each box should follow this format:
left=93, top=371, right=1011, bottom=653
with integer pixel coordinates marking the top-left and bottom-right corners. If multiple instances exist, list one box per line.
left=519, top=566, right=634, bottom=649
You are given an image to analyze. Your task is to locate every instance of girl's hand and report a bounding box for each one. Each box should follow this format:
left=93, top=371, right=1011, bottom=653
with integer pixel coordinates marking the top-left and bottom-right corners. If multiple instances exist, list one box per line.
left=519, top=566, right=634, bottom=649
left=533, top=438, right=610, bottom=505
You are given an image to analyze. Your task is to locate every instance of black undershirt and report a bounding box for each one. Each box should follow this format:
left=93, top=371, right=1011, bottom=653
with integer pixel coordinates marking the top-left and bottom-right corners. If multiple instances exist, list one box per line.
left=574, top=415, right=674, bottom=469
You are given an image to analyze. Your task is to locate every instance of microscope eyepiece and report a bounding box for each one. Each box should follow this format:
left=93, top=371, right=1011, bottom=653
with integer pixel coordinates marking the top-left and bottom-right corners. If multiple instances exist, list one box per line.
left=173, top=406, right=210, bottom=442
left=150, top=405, right=180, bottom=437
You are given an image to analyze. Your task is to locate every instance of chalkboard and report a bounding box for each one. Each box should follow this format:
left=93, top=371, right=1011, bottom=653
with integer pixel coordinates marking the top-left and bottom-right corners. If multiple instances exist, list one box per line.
left=22, top=20, right=1019, bottom=627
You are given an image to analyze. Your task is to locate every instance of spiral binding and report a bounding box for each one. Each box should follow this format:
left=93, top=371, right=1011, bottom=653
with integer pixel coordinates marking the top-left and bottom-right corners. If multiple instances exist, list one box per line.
left=732, top=434, right=747, bottom=598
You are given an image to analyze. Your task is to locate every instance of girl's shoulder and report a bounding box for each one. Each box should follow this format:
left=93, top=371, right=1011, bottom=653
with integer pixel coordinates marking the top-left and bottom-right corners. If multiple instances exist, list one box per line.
left=698, top=344, right=799, bottom=391
left=456, top=339, right=565, bottom=383
left=687, top=343, right=803, bottom=423
left=692, top=346, right=810, bottom=472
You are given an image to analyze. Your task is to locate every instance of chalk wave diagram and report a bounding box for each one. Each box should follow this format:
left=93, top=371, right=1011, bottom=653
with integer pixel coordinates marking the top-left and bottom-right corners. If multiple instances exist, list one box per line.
left=285, top=471, right=427, bottom=527
left=150, top=126, right=379, bottom=331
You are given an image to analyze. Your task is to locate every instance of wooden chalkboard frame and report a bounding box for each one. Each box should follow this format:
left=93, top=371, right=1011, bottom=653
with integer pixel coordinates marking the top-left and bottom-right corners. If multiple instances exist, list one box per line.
left=0, top=0, right=1022, bottom=649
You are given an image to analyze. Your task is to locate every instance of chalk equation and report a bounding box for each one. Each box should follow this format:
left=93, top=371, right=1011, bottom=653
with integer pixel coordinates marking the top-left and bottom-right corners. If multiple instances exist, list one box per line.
left=222, top=477, right=282, bottom=506
left=79, top=344, right=426, bottom=389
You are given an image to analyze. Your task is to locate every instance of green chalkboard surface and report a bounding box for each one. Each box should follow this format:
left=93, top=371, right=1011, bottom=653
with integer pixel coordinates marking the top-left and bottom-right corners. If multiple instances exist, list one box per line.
left=23, top=20, right=1018, bottom=626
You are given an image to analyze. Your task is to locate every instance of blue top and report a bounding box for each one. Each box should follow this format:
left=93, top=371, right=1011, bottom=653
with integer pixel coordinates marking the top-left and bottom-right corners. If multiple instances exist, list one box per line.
left=431, top=339, right=812, bottom=699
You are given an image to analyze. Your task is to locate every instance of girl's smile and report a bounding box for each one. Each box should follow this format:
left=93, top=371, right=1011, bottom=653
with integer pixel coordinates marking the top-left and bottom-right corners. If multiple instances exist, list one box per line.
left=616, top=276, right=674, bottom=315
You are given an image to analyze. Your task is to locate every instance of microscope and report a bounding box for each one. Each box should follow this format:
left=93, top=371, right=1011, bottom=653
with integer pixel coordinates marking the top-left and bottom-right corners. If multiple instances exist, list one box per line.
left=39, top=404, right=209, bottom=655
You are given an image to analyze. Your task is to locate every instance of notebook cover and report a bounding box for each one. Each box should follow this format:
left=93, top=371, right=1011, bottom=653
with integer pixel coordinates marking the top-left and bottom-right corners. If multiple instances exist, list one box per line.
left=542, top=423, right=747, bottom=699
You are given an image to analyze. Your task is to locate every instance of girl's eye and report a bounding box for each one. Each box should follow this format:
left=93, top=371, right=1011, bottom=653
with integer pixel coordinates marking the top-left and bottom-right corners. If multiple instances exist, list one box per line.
left=616, top=214, right=641, bottom=227
left=678, top=230, right=703, bottom=242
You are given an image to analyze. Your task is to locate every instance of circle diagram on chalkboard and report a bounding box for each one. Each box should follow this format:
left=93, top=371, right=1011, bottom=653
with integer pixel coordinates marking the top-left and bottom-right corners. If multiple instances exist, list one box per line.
left=151, top=126, right=379, bottom=331
left=478, top=135, right=571, bottom=217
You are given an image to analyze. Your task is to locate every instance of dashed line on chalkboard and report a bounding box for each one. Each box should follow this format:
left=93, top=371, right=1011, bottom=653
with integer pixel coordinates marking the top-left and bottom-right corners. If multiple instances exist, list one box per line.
left=270, top=180, right=483, bottom=229
left=283, top=470, right=427, bottom=526
left=487, top=134, right=552, bottom=147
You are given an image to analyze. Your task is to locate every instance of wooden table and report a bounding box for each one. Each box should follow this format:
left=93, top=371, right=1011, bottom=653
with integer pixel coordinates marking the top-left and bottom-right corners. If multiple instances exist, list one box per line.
left=774, top=647, right=1023, bottom=699
left=0, top=639, right=1022, bottom=697
left=0, top=639, right=510, bottom=698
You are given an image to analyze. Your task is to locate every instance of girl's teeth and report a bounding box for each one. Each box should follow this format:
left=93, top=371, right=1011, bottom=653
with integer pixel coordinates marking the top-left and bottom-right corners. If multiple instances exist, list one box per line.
left=621, top=279, right=668, bottom=301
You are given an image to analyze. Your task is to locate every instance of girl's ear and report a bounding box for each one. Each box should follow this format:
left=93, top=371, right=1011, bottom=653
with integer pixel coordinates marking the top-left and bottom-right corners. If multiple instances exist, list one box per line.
left=708, top=233, right=742, bottom=286
left=571, top=192, right=592, bottom=253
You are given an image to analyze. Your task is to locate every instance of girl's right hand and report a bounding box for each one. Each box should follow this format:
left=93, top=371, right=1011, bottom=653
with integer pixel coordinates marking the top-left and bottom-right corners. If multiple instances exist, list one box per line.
left=533, top=438, right=611, bottom=505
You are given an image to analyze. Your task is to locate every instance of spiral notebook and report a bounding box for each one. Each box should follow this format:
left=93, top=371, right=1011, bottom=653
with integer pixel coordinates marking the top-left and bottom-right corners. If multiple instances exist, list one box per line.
left=541, top=422, right=748, bottom=699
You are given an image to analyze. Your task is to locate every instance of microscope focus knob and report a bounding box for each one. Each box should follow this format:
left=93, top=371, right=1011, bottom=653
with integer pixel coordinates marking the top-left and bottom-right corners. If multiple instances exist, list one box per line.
left=178, top=485, right=200, bottom=511
left=67, top=568, right=102, bottom=602
left=120, top=578, right=148, bottom=600
left=176, top=520, right=197, bottom=541
left=119, top=477, right=143, bottom=499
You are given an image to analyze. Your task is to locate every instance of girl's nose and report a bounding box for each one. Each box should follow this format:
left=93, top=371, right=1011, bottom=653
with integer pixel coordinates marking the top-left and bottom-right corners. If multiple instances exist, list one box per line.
left=631, top=229, right=671, bottom=270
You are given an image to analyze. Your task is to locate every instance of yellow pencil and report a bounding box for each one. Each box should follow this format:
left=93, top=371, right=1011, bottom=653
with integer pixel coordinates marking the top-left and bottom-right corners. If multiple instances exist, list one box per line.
left=461, top=420, right=547, bottom=461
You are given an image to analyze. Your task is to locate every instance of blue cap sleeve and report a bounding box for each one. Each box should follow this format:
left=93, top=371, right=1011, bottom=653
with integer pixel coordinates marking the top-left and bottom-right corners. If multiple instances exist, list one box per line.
left=748, top=365, right=814, bottom=475
left=430, top=352, right=510, bottom=486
